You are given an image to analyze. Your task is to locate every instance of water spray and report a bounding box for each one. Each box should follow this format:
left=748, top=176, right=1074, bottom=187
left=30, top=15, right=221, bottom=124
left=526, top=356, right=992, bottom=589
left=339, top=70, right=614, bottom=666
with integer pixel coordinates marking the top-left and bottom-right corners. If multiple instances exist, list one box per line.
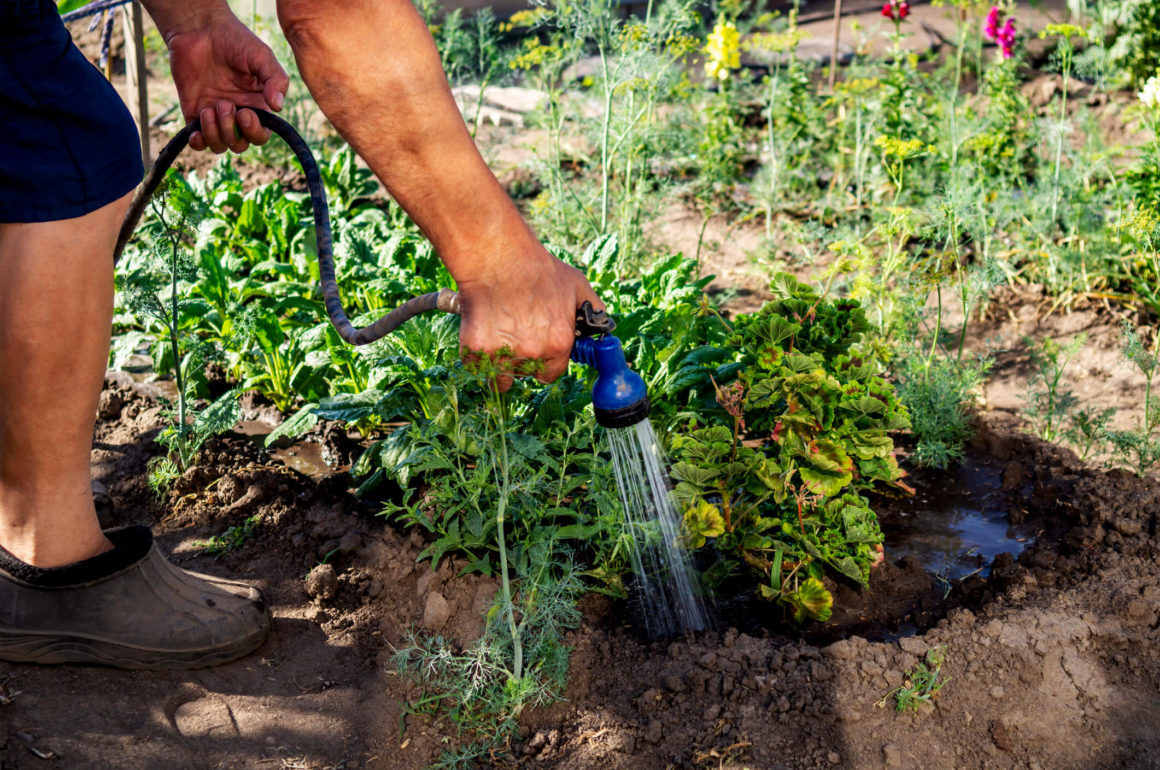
left=117, top=109, right=705, bottom=636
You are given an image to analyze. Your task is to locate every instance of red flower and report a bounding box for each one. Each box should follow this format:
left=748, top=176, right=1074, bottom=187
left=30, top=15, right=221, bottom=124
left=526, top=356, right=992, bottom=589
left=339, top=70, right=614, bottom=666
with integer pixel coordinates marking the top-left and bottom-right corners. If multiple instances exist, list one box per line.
left=882, top=1, right=909, bottom=21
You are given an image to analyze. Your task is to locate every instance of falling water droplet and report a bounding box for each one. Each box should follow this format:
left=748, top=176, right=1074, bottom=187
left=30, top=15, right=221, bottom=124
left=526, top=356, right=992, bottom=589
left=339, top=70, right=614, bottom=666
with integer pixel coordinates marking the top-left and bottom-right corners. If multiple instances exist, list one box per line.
left=606, top=420, right=709, bottom=638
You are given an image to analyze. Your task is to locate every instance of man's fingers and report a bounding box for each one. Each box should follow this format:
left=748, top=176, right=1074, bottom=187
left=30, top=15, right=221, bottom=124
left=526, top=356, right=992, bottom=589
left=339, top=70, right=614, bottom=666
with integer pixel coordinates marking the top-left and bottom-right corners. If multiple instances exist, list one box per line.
left=198, top=106, right=228, bottom=153
left=575, top=272, right=606, bottom=312
left=214, top=101, right=250, bottom=154
left=189, top=131, right=207, bottom=151
left=237, top=108, right=272, bottom=146
left=534, top=355, right=570, bottom=385
left=263, top=73, right=289, bottom=112
left=492, top=373, right=515, bottom=393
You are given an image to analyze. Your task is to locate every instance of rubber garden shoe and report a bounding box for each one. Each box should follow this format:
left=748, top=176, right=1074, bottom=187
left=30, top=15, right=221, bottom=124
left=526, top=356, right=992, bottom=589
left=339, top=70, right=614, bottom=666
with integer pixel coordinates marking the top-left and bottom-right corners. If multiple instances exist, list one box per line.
left=0, top=526, right=270, bottom=669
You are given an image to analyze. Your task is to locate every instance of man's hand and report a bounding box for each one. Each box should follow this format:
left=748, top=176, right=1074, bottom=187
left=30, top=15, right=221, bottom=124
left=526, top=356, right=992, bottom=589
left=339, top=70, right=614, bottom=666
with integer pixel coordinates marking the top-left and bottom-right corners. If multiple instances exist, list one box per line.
left=455, top=247, right=604, bottom=393
left=164, top=11, right=289, bottom=154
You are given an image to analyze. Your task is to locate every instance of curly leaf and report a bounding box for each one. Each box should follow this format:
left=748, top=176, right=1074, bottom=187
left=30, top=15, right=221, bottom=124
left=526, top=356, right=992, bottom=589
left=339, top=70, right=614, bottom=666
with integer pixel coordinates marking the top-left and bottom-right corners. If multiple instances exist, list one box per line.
left=684, top=499, right=726, bottom=548
left=788, top=577, right=833, bottom=622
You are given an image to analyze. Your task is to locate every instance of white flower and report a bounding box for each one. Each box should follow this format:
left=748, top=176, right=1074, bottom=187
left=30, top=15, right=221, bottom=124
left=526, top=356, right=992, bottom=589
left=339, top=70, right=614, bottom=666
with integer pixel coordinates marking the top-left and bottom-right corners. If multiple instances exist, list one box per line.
left=1139, top=76, right=1160, bottom=110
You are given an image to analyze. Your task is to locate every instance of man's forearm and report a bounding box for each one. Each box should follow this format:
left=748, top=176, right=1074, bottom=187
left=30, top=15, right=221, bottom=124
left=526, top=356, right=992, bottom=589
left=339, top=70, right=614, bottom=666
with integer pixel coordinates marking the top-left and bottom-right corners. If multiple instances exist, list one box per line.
left=277, top=0, right=536, bottom=286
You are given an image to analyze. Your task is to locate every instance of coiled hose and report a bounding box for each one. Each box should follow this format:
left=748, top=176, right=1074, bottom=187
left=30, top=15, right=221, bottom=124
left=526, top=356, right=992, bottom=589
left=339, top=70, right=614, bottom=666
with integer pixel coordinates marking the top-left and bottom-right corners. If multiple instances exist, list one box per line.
left=112, top=108, right=459, bottom=346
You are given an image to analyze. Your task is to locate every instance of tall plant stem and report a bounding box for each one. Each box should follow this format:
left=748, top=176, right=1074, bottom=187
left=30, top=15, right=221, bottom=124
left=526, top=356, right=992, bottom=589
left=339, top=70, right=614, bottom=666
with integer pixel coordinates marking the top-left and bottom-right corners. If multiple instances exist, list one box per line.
left=949, top=9, right=966, bottom=169
left=598, top=44, right=614, bottom=233
left=1144, top=333, right=1159, bottom=434
left=925, top=284, right=943, bottom=382
left=492, top=395, right=522, bottom=681
left=1049, top=46, right=1072, bottom=233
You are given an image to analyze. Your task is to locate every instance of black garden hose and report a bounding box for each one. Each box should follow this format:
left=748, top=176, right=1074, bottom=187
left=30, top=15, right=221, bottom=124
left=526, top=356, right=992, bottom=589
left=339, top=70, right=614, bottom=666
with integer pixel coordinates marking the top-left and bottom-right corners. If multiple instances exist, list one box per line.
left=113, top=108, right=459, bottom=346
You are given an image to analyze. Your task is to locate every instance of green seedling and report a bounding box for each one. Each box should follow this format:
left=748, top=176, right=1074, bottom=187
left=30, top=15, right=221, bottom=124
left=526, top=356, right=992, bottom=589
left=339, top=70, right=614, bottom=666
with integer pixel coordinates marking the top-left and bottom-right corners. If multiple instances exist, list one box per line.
left=879, top=646, right=949, bottom=712
left=193, top=514, right=263, bottom=557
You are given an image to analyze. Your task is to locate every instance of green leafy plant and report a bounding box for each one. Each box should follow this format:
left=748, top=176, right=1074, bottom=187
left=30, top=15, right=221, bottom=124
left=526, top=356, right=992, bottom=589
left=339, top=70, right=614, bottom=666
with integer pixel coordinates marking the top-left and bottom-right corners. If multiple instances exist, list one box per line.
left=193, top=514, right=263, bottom=557
left=1106, top=321, right=1160, bottom=475
left=672, top=273, right=910, bottom=619
left=879, top=646, right=949, bottom=712
left=389, top=355, right=586, bottom=766
left=1022, top=334, right=1085, bottom=442
left=117, top=174, right=242, bottom=493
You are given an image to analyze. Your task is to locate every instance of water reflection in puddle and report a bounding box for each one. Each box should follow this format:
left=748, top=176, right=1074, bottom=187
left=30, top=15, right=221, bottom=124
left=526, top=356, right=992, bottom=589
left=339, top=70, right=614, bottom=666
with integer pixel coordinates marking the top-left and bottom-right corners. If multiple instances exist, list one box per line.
left=880, top=458, right=1035, bottom=582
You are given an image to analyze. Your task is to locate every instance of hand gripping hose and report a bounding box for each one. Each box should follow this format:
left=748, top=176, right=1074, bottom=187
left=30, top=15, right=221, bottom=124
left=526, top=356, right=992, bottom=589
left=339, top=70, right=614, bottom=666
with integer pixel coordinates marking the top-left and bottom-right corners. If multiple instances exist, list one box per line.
left=112, top=109, right=650, bottom=426
left=112, top=108, right=459, bottom=346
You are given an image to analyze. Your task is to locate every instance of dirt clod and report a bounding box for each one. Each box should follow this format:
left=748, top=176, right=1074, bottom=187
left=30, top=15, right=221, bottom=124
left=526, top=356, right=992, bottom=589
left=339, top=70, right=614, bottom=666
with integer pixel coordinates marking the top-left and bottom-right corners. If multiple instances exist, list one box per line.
left=304, top=563, right=338, bottom=601
left=422, top=592, right=451, bottom=631
left=97, top=390, right=122, bottom=420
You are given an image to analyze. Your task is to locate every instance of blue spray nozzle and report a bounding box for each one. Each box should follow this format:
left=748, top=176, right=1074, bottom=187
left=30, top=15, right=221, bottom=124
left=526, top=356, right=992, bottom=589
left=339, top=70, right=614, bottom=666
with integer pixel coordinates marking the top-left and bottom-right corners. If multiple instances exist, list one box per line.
left=571, top=335, right=651, bottom=428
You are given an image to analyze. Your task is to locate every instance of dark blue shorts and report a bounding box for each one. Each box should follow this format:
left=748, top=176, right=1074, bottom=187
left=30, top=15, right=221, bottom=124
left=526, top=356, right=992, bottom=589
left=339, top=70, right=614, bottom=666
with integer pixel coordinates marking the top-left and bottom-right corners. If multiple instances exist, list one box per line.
left=0, top=0, right=144, bottom=223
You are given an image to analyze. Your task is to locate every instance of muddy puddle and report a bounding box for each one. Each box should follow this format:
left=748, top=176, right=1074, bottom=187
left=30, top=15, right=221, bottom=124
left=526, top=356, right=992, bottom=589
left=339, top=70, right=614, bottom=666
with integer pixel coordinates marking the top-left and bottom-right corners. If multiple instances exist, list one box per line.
left=235, top=418, right=344, bottom=480
left=879, top=455, right=1036, bottom=582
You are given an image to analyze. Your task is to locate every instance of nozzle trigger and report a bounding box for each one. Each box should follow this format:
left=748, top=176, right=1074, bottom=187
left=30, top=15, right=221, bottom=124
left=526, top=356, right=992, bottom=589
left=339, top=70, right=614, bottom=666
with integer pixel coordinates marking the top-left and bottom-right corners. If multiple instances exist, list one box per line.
left=575, top=301, right=616, bottom=338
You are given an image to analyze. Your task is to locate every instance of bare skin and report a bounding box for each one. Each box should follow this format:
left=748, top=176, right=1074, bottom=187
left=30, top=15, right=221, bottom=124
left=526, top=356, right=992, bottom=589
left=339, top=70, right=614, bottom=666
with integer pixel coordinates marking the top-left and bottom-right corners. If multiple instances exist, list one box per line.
left=1, top=0, right=600, bottom=567
left=0, top=193, right=131, bottom=567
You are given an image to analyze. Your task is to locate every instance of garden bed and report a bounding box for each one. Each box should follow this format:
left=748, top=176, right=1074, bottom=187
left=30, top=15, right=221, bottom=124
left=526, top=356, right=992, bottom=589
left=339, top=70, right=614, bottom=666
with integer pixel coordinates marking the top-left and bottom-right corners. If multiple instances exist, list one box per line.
left=2, top=364, right=1156, bottom=769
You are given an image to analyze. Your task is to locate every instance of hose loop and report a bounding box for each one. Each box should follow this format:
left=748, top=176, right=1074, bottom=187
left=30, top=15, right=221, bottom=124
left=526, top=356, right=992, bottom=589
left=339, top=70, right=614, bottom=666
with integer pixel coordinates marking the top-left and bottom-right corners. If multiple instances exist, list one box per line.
left=113, top=108, right=457, bottom=347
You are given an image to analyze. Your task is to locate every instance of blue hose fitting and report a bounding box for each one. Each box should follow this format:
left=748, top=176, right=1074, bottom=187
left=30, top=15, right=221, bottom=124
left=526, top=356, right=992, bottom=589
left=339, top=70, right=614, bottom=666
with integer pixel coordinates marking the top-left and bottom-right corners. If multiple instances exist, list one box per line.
left=571, top=335, right=651, bottom=428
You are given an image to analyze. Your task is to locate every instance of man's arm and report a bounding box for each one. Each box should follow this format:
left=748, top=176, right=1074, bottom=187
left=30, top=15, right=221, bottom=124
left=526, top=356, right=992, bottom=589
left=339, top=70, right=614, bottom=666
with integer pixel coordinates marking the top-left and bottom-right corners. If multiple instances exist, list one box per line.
left=274, top=0, right=601, bottom=388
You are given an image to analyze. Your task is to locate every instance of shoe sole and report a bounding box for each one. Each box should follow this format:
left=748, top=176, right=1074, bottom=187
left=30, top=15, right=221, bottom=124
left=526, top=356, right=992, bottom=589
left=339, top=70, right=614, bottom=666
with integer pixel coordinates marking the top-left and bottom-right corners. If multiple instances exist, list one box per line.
left=0, top=618, right=270, bottom=670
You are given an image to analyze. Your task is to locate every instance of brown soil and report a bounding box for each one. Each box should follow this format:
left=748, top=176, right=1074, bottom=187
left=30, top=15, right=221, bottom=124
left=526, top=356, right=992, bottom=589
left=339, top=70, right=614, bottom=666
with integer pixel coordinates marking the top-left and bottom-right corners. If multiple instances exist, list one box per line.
left=2, top=361, right=1157, bottom=769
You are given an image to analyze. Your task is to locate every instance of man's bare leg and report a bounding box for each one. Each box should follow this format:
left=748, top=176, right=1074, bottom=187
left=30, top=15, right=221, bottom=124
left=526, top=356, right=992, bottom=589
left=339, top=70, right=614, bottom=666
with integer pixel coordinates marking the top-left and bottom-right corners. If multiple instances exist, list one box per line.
left=0, top=192, right=131, bottom=568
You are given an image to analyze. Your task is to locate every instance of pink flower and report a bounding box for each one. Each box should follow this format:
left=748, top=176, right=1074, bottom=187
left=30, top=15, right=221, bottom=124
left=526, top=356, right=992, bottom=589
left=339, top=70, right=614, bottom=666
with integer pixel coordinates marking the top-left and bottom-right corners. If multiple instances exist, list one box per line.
left=998, top=18, right=1016, bottom=58
left=984, top=6, right=1002, bottom=41
left=881, top=0, right=909, bottom=21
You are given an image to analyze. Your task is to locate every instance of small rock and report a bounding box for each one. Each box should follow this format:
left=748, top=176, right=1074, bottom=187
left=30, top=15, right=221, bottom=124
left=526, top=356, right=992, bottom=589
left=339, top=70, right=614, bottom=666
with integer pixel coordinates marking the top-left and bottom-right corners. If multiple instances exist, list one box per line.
left=422, top=592, right=451, bottom=631
left=665, top=674, right=687, bottom=693
left=883, top=743, right=901, bottom=767
left=776, top=696, right=791, bottom=713
left=702, top=704, right=721, bottom=722
left=304, top=564, right=338, bottom=601
left=97, top=390, right=123, bottom=420
left=991, top=721, right=1015, bottom=752
left=644, top=720, right=662, bottom=745
left=990, top=685, right=1005, bottom=700
left=827, top=751, right=841, bottom=765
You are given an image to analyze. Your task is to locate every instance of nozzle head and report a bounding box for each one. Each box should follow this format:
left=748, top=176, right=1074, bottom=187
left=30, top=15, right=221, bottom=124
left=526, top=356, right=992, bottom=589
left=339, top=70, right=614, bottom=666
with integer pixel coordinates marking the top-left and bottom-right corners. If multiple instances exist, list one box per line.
left=571, top=336, right=651, bottom=428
